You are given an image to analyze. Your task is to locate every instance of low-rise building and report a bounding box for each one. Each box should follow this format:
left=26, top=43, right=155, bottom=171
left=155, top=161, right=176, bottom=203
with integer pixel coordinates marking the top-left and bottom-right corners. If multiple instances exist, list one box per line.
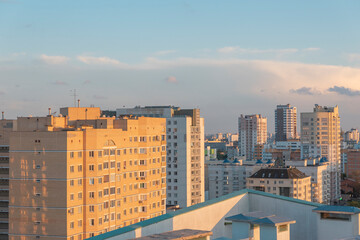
left=246, top=168, right=312, bottom=201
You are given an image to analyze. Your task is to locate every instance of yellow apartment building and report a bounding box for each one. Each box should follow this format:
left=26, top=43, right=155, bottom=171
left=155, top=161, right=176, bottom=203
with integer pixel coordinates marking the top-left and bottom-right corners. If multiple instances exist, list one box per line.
left=9, top=107, right=167, bottom=240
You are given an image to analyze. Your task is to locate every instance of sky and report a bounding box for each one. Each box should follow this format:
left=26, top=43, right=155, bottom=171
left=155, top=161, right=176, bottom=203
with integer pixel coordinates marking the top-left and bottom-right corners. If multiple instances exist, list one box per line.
left=0, top=0, right=360, bottom=134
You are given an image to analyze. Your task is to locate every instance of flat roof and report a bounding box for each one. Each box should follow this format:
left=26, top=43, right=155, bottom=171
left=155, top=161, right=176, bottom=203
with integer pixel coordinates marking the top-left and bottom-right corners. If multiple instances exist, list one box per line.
left=132, top=229, right=212, bottom=240
left=313, top=206, right=360, bottom=215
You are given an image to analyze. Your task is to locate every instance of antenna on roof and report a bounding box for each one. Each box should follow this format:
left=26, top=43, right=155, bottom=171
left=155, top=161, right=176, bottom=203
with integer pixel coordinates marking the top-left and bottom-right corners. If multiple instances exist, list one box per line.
left=70, top=89, right=78, bottom=107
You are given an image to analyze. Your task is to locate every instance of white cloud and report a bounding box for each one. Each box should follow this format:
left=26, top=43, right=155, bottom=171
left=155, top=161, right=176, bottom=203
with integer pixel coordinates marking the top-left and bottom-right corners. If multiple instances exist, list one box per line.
left=154, top=50, right=177, bottom=56
left=76, top=56, right=136, bottom=69
left=40, top=54, right=69, bottom=64
left=217, top=47, right=299, bottom=54
left=303, top=47, right=320, bottom=52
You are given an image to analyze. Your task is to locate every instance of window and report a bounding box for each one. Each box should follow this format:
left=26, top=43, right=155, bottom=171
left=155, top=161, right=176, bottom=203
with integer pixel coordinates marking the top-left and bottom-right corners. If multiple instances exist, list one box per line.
left=89, top=165, right=94, bottom=171
left=78, top=192, right=82, bottom=199
left=78, top=152, right=82, bottom=158
left=110, top=149, right=115, bottom=155
left=70, top=166, right=74, bottom=173
left=103, top=162, right=109, bottom=169
left=90, top=219, right=95, bottom=226
left=89, top=178, right=95, bottom=185
left=321, top=213, right=351, bottom=221
left=70, top=180, right=74, bottom=186
left=78, top=165, right=82, bottom=172
left=70, top=222, right=74, bottom=229
left=98, top=151, right=103, bottom=157
left=89, top=205, right=94, bottom=212
left=89, top=151, right=94, bottom=157
left=78, top=179, right=82, bottom=185
left=110, top=161, right=115, bottom=169
left=89, top=192, right=95, bottom=198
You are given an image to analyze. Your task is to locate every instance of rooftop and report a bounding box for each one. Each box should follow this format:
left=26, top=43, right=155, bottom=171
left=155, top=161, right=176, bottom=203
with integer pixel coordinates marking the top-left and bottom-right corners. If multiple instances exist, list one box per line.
left=131, top=229, right=212, bottom=240
left=313, top=206, right=360, bottom=215
left=249, top=168, right=308, bottom=179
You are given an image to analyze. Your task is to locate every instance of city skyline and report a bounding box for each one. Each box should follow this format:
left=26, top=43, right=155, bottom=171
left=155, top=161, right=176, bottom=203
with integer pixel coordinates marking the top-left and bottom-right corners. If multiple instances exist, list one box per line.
left=1, top=0, right=360, bottom=133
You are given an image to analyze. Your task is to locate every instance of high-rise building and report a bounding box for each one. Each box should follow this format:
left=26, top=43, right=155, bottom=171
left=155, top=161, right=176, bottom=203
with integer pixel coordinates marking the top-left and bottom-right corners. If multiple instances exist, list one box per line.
left=275, top=104, right=297, bottom=142
left=344, top=128, right=360, bottom=143
left=9, top=107, right=167, bottom=239
left=300, top=104, right=341, bottom=203
left=238, top=114, right=267, bottom=160
left=116, top=106, right=205, bottom=208
left=0, top=118, right=16, bottom=240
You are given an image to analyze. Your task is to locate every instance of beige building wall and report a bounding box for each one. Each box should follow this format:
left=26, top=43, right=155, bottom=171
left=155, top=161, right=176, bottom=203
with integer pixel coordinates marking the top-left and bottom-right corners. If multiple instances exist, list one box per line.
left=301, top=105, right=341, bottom=202
left=117, top=107, right=205, bottom=208
left=0, top=119, right=16, bottom=240
left=9, top=108, right=167, bottom=240
left=238, top=115, right=267, bottom=160
left=246, top=174, right=311, bottom=202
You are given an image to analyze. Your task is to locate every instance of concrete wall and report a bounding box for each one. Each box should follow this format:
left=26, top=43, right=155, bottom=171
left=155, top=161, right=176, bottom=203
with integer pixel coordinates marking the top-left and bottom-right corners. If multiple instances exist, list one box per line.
left=106, top=193, right=249, bottom=240
left=249, top=193, right=318, bottom=240
left=316, top=214, right=359, bottom=240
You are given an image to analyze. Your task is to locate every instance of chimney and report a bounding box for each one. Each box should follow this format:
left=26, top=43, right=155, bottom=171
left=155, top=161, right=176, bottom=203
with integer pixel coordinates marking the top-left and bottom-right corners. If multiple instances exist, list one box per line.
left=77, top=99, right=80, bottom=108
left=1, top=112, right=4, bottom=120
left=48, top=108, right=51, bottom=116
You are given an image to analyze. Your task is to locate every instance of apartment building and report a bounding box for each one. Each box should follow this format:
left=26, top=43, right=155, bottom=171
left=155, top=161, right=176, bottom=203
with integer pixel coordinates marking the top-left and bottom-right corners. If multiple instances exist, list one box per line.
left=116, top=106, right=204, bottom=208
left=345, top=150, right=360, bottom=183
left=285, top=159, right=330, bottom=204
left=0, top=118, right=16, bottom=240
left=246, top=168, right=312, bottom=201
left=238, top=114, right=267, bottom=160
left=344, top=128, right=359, bottom=143
left=9, top=107, right=167, bottom=240
left=206, top=159, right=270, bottom=200
left=275, top=104, right=297, bottom=141
left=300, top=105, right=341, bottom=202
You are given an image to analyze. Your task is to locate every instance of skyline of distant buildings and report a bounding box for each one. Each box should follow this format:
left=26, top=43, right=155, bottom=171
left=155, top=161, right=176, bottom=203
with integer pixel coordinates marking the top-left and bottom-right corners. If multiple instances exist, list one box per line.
left=1, top=102, right=360, bottom=239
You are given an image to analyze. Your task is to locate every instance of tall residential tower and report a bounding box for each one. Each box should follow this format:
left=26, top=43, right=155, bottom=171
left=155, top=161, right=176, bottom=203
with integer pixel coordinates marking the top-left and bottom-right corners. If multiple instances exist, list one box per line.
left=300, top=105, right=341, bottom=203
left=116, top=106, right=205, bottom=208
left=238, top=114, right=267, bottom=160
left=9, top=107, right=167, bottom=239
left=275, top=104, right=297, bottom=141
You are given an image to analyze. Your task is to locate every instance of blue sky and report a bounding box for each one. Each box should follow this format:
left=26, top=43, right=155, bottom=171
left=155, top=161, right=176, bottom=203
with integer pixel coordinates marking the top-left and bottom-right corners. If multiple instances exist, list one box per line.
left=1, top=0, right=360, bottom=133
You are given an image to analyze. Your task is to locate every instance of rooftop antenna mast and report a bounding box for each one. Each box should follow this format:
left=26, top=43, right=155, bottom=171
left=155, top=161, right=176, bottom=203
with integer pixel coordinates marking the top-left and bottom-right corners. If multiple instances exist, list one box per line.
left=70, top=89, right=78, bottom=107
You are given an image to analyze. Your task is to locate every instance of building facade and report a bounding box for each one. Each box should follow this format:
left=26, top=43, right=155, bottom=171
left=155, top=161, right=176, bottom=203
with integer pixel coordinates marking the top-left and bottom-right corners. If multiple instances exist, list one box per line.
left=238, top=114, right=267, bottom=160
left=344, top=128, right=360, bottom=143
left=9, top=107, right=167, bottom=240
left=275, top=104, right=297, bottom=141
left=345, top=150, right=360, bottom=183
left=285, top=160, right=331, bottom=204
left=0, top=118, right=16, bottom=240
left=246, top=168, right=312, bottom=201
left=300, top=105, right=341, bottom=203
left=116, top=106, right=204, bottom=208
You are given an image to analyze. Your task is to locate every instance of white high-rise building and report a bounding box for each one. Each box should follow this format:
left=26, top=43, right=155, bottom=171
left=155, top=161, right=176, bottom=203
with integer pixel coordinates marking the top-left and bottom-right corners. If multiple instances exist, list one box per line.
left=300, top=104, right=341, bottom=203
left=116, top=106, right=204, bottom=208
left=275, top=104, right=297, bottom=141
left=238, top=114, right=267, bottom=160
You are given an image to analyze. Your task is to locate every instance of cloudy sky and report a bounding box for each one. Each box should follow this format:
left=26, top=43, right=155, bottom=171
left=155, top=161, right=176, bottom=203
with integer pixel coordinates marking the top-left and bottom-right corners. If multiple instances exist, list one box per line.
left=1, top=0, right=360, bottom=133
